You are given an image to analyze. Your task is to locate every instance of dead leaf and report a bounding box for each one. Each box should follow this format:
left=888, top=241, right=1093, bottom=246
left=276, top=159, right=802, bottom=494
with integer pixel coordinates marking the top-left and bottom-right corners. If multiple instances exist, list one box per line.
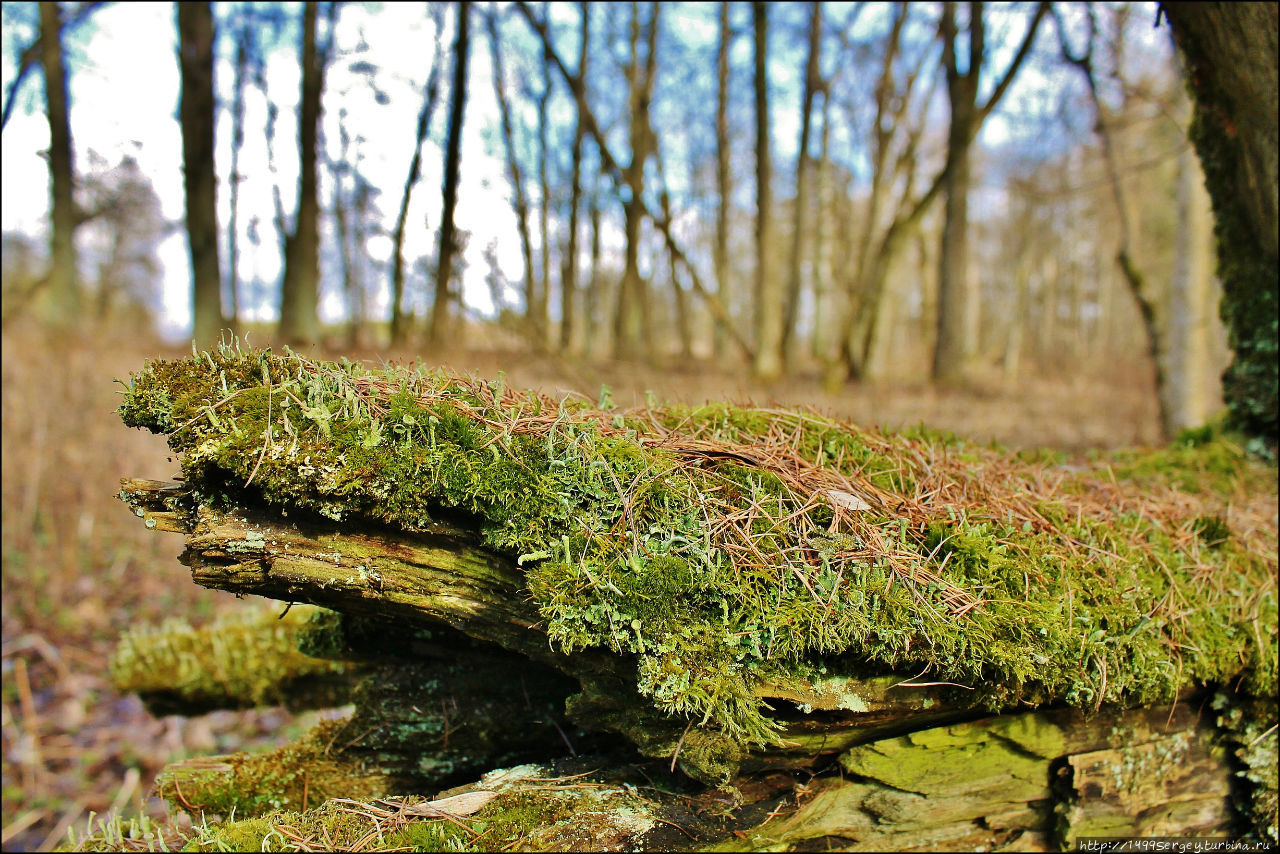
left=401, top=790, right=498, bottom=818
left=826, top=489, right=872, bottom=511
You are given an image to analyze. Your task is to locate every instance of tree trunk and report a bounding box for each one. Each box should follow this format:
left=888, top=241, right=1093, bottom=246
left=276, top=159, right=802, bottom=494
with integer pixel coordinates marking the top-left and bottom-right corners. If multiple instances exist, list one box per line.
left=612, top=2, right=659, bottom=362
left=752, top=1, right=782, bottom=381
left=810, top=82, right=834, bottom=361
left=933, top=3, right=978, bottom=384
left=1164, top=1, right=1279, bottom=448
left=225, top=22, right=251, bottom=336
left=486, top=10, right=539, bottom=350
left=781, top=2, right=822, bottom=366
left=713, top=0, right=733, bottom=361
left=430, top=0, right=472, bottom=349
left=933, top=1, right=1048, bottom=383
left=560, top=2, right=590, bottom=354
left=391, top=9, right=445, bottom=349
left=176, top=2, right=222, bottom=348
left=1163, top=145, right=1217, bottom=435
left=533, top=18, right=553, bottom=352
left=39, top=1, right=79, bottom=328
left=278, top=1, right=323, bottom=348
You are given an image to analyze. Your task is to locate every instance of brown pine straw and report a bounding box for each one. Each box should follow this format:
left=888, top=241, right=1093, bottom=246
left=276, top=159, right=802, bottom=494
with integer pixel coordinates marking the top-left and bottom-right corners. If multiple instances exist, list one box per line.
left=281, top=354, right=1277, bottom=630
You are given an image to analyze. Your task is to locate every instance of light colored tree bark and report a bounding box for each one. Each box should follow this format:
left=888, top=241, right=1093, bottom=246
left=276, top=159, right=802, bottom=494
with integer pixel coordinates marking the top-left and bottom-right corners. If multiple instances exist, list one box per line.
left=1164, top=145, right=1218, bottom=433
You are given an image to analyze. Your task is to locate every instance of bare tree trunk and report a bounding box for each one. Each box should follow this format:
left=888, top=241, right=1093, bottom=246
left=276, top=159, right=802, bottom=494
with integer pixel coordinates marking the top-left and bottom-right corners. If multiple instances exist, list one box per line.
left=1164, top=145, right=1217, bottom=433
left=279, top=1, right=324, bottom=347
left=782, top=2, right=822, bottom=366
left=752, top=1, right=782, bottom=381
left=810, top=80, right=834, bottom=361
left=583, top=188, right=603, bottom=358
left=713, top=0, right=732, bottom=360
left=533, top=23, right=553, bottom=352
left=612, top=2, right=659, bottom=361
left=1054, top=5, right=1169, bottom=439
left=487, top=10, right=539, bottom=349
left=517, top=1, right=750, bottom=361
left=225, top=22, right=251, bottom=336
left=560, top=2, right=590, bottom=354
left=39, top=0, right=79, bottom=327
left=391, top=9, right=444, bottom=349
left=933, top=1, right=1048, bottom=383
left=429, top=0, right=472, bottom=348
left=177, top=2, right=222, bottom=348
left=655, top=152, right=693, bottom=360
left=1164, top=1, right=1278, bottom=447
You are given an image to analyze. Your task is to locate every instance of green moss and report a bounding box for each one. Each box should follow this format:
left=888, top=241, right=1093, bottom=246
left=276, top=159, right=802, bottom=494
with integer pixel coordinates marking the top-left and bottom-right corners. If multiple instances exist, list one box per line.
left=119, top=345, right=1279, bottom=772
left=1216, top=695, right=1279, bottom=843
left=156, top=718, right=393, bottom=819
left=1178, top=32, right=1279, bottom=450
left=111, top=604, right=357, bottom=715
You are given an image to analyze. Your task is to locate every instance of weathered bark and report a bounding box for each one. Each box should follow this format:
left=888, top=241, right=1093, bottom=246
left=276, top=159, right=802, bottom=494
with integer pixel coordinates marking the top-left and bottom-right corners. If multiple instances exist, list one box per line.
left=116, top=477, right=1263, bottom=847
left=112, top=348, right=1277, bottom=848
left=429, top=0, right=471, bottom=348
left=1164, top=1, right=1279, bottom=447
left=176, top=2, right=222, bottom=348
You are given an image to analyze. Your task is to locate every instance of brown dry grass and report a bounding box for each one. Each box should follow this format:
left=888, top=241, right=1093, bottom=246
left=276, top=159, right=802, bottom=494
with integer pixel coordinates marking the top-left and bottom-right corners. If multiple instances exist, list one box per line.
left=0, top=323, right=1165, bottom=851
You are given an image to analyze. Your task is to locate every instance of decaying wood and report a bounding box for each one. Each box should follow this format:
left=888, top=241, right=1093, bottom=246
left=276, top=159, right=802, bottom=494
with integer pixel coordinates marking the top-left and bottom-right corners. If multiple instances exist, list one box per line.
left=117, top=475, right=1262, bottom=849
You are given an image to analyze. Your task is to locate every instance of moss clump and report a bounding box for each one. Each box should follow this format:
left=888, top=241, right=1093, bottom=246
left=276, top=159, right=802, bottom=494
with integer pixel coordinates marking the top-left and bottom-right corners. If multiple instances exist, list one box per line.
left=111, top=604, right=358, bottom=715
left=119, top=344, right=1278, bottom=758
left=155, top=717, right=393, bottom=819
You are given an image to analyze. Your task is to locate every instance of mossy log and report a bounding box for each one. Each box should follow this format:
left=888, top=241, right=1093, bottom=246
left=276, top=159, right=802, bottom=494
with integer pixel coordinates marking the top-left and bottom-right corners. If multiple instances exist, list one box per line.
left=109, top=346, right=1278, bottom=849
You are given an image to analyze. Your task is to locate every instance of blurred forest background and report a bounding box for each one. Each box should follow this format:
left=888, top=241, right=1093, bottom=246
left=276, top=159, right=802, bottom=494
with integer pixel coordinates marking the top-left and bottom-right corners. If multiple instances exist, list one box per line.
left=0, top=0, right=1256, bottom=849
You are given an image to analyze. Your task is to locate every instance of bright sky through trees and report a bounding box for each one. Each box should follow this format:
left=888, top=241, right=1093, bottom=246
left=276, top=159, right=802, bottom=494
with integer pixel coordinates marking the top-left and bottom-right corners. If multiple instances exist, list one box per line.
left=1, top=2, right=1166, bottom=339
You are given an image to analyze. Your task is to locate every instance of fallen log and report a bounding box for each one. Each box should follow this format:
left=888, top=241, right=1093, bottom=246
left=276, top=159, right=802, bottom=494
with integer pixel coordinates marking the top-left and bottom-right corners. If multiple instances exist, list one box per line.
left=109, top=343, right=1278, bottom=850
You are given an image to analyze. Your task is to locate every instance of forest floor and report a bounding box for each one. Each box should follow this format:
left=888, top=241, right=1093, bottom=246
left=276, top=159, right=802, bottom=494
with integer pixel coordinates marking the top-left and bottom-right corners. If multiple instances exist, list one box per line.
left=0, top=322, right=1166, bottom=851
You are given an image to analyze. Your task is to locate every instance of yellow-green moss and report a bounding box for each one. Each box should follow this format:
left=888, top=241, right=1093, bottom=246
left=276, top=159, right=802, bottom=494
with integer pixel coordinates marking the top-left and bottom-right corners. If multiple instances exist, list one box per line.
left=111, top=604, right=357, bottom=715
left=119, top=344, right=1279, bottom=759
